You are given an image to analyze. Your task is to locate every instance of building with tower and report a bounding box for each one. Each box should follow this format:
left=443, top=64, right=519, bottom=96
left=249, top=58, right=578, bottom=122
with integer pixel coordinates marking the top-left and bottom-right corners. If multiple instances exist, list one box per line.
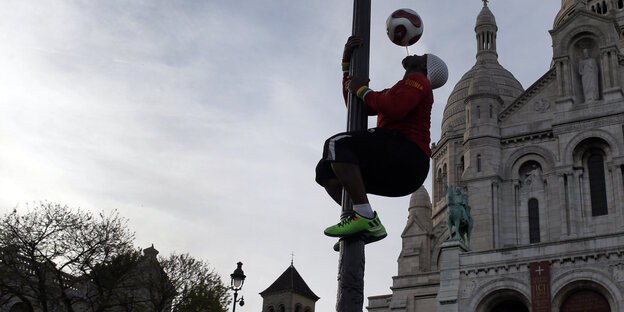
left=368, top=0, right=624, bottom=311
left=260, top=263, right=319, bottom=312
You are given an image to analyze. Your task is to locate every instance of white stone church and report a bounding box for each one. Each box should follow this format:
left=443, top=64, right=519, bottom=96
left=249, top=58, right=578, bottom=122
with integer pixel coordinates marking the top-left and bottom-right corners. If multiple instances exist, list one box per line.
left=368, top=0, right=624, bottom=311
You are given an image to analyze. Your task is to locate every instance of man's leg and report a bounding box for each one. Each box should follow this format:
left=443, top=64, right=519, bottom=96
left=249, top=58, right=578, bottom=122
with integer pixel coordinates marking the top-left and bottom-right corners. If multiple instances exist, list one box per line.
left=324, top=178, right=343, bottom=205
left=330, top=162, right=369, bottom=205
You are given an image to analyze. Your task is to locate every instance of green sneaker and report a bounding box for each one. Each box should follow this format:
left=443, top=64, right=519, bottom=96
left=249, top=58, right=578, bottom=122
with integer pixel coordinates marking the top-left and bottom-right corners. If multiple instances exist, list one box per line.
left=332, top=225, right=387, bottom=252
left=324, top=212, right=384, bottom=237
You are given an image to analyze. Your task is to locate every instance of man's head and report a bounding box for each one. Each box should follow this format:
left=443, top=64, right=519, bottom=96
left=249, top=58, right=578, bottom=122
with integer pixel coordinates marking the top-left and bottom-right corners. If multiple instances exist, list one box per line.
left=404, top=53, right=448, bottom=89
left=402, top=54, right=427, bottom=75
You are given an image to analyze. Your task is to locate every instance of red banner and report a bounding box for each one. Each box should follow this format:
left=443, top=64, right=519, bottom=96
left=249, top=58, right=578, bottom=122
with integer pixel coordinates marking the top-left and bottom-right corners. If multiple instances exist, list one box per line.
left=530, top=261, right=551, bottom=312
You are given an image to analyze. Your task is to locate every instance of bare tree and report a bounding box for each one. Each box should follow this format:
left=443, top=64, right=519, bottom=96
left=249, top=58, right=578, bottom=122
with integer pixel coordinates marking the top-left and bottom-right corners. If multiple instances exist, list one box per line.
left=0, top=202, right=135, bottom=312
left=0, top=203, right=230, bottom=312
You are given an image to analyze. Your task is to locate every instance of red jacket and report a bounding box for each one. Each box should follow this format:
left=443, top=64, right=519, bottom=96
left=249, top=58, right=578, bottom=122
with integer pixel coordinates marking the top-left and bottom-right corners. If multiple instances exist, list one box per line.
left=342, top=69, right=433, bottom=157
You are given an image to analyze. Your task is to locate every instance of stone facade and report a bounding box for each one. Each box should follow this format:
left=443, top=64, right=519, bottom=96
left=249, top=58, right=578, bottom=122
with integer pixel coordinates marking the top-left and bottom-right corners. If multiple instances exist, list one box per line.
left=368, top=1, right=624, bottom=311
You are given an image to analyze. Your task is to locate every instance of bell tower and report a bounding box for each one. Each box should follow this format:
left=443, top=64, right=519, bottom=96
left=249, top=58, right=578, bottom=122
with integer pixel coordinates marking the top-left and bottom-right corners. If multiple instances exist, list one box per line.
left=260, top=263, right=319, bottom=312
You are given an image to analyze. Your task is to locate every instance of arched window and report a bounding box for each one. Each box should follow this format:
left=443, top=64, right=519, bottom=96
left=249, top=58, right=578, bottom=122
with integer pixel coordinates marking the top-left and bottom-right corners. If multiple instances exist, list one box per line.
left=460, top=156, right=465, bottom=173
left=268, top=307, right=275, bottom=312
left=528, top=199, right=540, bottom=243
left=619, top=0, right=623, bottom=9
left=443, top=163, right=448, bottom=187
left=9, top=302, right=33, bottom=312
left=603, top=1, right=608, bottom=13
left=561, top=290, right=610, bottom=311
left=279, top=305, right=286, bottom=312
left=587, top=152, right=608, bottom=216
left=294, top=304, right=302, bottom=312
left=477, top=154, right=482, bottom=172
left=491, top=300, right=529, bottom=312
left=436, top=167, right=443, bottom=201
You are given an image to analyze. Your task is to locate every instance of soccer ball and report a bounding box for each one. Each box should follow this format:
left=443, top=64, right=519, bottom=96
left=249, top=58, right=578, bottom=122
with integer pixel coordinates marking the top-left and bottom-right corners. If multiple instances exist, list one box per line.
left=386, top=8, right=424, bottom=47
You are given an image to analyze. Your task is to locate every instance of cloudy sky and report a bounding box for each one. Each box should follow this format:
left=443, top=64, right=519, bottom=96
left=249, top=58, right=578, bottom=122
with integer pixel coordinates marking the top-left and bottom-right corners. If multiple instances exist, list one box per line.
left=0, top=1, right=560, bottom=311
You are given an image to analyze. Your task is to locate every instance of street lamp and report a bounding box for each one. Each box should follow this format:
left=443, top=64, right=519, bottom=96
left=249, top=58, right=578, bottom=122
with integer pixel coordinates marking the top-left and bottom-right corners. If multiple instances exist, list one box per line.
left=230, top=261, right=246, bottom=312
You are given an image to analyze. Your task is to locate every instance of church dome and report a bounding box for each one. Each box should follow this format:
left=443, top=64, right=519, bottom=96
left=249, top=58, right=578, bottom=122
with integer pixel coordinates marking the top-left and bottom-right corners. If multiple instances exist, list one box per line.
left=441, top=3, right=524, bottom=135
left=554, top=0, right=576, bottom=28
left=409, top=187, right=431, bottom=211
left=476, top=4, right=496, bottom=28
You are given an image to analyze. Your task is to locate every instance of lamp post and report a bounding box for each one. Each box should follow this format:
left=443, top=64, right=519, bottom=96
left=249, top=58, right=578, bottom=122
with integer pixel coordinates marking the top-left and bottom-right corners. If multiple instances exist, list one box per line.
left=230, top=262, right=246, bottom=312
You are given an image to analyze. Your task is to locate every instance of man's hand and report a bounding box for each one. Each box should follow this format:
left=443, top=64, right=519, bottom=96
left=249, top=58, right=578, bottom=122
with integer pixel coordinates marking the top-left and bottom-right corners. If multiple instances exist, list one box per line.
left=343, top=36, right=364, bottom=62
left=345, top=76, right=370, bottom=94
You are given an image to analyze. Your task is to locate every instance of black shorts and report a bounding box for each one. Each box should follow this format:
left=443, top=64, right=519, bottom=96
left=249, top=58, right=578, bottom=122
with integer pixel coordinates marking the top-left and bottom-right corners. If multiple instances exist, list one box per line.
left=315, top=127, right=430, bottom=197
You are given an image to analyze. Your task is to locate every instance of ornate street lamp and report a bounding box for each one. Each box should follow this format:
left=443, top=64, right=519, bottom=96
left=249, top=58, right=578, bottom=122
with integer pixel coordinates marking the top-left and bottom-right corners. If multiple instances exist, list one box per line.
left=230, top=261, right=246, bottom=312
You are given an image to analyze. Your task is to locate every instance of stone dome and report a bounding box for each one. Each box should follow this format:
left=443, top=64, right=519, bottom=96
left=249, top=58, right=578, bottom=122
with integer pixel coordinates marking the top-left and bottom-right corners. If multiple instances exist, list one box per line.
left=409, top=187, right=431, bottom=210
left=476, top=4, right=496, bottom=28
left=554, top=0, right=576, bottom=28
left=442, top=58, right=524, bottom=134
left=441, top=3, right=524, bottom=136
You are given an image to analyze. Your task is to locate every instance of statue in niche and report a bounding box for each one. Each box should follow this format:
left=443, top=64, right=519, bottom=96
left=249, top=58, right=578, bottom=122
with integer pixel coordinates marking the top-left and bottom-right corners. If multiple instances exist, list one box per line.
left=579, top=49, right=599, bottom=102
left=523, top=166, right=542, bottom=186
left=444, top=184, right=473, bottom=248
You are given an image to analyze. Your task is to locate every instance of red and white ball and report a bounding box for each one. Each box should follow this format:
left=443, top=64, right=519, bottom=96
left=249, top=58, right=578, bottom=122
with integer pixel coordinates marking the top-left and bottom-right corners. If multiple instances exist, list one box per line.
left=386, top=8, right=424, bottom=47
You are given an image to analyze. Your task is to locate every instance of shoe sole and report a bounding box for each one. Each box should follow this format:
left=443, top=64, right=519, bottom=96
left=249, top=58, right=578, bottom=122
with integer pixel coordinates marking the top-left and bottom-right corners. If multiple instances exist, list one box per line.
left=332, top=231, right=387, bottom=252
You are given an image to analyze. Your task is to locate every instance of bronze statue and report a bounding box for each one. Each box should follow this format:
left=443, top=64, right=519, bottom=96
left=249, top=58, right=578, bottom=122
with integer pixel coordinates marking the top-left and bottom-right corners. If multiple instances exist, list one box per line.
left=445, top=184, right=474, bottom=248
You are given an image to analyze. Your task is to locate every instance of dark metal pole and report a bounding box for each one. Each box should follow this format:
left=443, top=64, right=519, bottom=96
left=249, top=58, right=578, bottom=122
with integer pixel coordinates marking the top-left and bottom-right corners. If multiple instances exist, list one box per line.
left=232, top=291, right=238, bottom=312
left=337, top=1, right=370, bottom=311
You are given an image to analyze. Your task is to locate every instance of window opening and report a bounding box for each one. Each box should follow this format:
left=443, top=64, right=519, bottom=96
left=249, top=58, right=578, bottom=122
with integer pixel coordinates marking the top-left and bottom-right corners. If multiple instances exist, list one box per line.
left=529, top=199, right=540, bottom=243
left=588, top=153, right=608, bottom=216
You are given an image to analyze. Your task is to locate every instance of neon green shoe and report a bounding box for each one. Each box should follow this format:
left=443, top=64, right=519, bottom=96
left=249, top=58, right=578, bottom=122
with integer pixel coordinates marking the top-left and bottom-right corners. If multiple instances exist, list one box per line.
left=324, top=212, right=384, bottom=237
left=332, top=225, right=387, bottom=251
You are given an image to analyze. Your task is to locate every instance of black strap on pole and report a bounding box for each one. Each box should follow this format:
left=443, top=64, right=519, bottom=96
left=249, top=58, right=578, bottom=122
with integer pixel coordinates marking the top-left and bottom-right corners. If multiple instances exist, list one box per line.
left=336, top=1, right=370, bottom=311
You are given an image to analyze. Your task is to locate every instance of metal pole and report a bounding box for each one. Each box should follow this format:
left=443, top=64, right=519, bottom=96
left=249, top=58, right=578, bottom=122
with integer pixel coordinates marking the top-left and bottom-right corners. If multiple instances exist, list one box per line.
left=232, top=290, right=238, bottom=312
left=336, top=1, right=370, bottom=311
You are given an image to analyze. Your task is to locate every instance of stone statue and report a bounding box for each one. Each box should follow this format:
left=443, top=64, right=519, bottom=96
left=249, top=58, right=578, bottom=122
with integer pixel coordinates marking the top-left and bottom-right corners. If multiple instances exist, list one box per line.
left=523, top=167, right=541, bottom=186
left=444, top=184, right=474, bottom=248
left=579, top=49, right=599, bottom=102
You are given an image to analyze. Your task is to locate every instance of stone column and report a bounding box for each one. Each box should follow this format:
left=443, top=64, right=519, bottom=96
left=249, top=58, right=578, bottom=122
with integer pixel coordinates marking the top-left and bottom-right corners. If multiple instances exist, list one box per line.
left=614, top=165, right=624, bottom=227
left=558, top=173, right=570, bottom=237
left=601, top=49, right=610, bottom=90
left=573, top=169, right=586, bottom=234
left=567, top=170, right=582, bottom=237
left=436, top=240, right=469, bottom=312
left=491, top=180, right=499, bottom=248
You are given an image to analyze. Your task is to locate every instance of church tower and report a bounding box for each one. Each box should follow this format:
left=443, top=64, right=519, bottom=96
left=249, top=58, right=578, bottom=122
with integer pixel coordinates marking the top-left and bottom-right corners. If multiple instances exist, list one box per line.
left=259, top=263, right=319, bottom=312
left=432, top=1, right=524, bottom=251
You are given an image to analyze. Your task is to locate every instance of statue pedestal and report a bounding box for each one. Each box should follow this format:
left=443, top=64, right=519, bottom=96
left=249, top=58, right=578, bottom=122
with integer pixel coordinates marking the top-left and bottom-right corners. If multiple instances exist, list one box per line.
left=603, top=87, right=623, bottom=100
left=436, top=240, right=468, bottom=312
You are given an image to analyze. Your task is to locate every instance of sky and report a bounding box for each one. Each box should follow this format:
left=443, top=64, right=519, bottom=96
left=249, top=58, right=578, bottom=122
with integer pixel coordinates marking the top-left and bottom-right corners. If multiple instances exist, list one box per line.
left=0, top=1, right=561, bottom=311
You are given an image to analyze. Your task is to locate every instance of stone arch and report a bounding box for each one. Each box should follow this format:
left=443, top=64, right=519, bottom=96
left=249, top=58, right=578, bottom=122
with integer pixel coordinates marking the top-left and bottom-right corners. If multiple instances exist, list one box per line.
left=468, top=277, right=531, bottom=312
left=430, top=223, right=449, bottom=271
left=562, top=130, right=619, bottom=165
left=556, top=24, right=611, bottom=58
left=9, top=302, right=33, bottom=312
left=551, top=268, right=622, bottom=311
left=504, top=146, right=556, bottom=180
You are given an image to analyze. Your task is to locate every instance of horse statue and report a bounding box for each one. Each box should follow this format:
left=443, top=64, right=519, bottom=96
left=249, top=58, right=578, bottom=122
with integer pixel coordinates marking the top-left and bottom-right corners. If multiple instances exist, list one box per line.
left=458, top=192, right=473, bottom=249
left=445, top=184, right=473, bottom=249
